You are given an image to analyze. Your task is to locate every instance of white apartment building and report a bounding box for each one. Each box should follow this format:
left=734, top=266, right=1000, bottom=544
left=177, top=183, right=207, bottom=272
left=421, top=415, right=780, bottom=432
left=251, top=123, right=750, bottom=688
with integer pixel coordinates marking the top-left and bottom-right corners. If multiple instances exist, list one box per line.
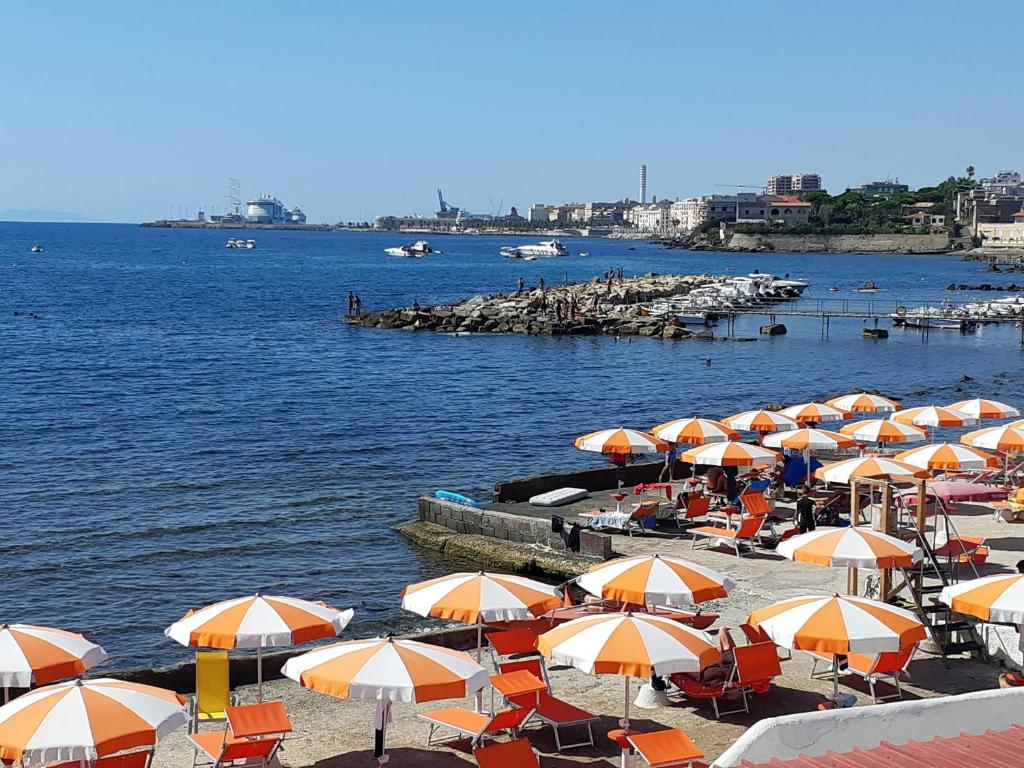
left=669, top=198, right=710, bottom=232
left=767, top=173, right=822, bottom=195
left=527, top=204, right=554, bottom=223
left=977, top=211, right=1024, bottom=246
left=628, top=201, right=673, bottom=233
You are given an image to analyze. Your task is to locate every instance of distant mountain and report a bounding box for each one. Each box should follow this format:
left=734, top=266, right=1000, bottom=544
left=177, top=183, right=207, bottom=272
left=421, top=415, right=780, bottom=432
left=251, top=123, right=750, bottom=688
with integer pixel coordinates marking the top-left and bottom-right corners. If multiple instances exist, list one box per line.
left=0, top=208, right=98, bottom=223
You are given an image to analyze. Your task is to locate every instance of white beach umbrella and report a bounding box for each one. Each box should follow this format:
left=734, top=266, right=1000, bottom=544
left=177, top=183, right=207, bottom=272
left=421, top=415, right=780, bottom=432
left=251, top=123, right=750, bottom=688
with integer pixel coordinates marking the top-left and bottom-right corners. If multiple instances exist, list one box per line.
left=722, top=410, right=798, bottom=433
left=946, top=398, right=1020, bottom=420
left=574, top=428, right=669, bottom=455
left=939, top=574, right=1024, bottom=624
left=815, top=456, right=930, bottom=484
left=894, top=443, right=999, bottom=471
left=651, top=417, right=739, bottom=445
left=891, top=406, right=977, bottom=428
left=776, top=527, right=923, bottom=569
left=826, top=393, right=903, bottom=414
left=0, top=678, right=187, bottom=765
left=678, top=441, right=782, bottom=467
left=961, top=425, right=1024, bottom=453
left=0, top=624, right=108, bottom=694
left=165, top=594, right=354, bottom=700
left=839, top=419, right=927, bottom=446
left=576, top=554, right=736, bottom=607
left=778, top=402, right=852, bottom=424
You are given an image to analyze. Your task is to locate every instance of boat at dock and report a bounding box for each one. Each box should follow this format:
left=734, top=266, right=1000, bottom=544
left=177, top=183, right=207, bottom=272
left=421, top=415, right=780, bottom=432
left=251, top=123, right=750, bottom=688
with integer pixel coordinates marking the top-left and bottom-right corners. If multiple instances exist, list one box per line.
left=500, top=240, right=568, bottom=258
left=385, top=240, right=438, bottom=257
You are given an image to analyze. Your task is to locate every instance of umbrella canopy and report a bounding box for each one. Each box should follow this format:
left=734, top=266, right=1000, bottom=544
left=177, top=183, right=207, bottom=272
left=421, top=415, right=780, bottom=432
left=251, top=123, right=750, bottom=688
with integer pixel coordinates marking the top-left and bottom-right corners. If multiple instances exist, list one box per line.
left=776, top=527, right=923, bottom=569
left=939, top=574, right=1024, bottom=624
left=895, top=443, right=999, bottom=471
left=651, top=418, right=739, bottom=446
left=0, top=624, right=108, bottom=689
left=826, top=393, right=903, bottom=414
left=401, top=572, right=562, bottom=624
left=0, top=678, right=187, bottom=765
left=947, top=398, right=1020, bottom=420
left=839, top=419, right=927, bottom=445
left=747, top=594, right=926, bottom=654
left=815, top=456, right=929, bottom=484
left=722, top=410, right=798, bottom=433
left=165, top=594, right=354, bottom=649
left=538, top=613, right=721, bottom=678
left=897, top=480, right=1007, bottom=507
left=891, top=406, right=977, bottom=428
left=961, top=425, right=1024, bottom=453
left=574, top=428, right=668, bottom=455
left=679, top=442, right=782, bottom=467
left=778, top=402, right=851, bottom=424
left=763, top=428, right=856, bottom=452
left=281, top=637, right=489, bottom=703
left=576, top=554, right=736, bottom=607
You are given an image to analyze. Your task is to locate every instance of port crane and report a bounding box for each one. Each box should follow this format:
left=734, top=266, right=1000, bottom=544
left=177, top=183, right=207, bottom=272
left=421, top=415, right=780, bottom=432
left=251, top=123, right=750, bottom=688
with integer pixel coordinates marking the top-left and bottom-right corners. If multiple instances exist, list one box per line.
left=437, top=189, right=461, bottom=217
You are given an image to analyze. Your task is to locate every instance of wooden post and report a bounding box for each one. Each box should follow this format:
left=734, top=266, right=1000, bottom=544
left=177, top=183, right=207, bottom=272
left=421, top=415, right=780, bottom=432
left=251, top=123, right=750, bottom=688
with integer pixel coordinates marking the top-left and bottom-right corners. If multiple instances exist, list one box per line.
left=878, top=482, right=892, bottom=601
left=848, top=479, right=858, bottom=594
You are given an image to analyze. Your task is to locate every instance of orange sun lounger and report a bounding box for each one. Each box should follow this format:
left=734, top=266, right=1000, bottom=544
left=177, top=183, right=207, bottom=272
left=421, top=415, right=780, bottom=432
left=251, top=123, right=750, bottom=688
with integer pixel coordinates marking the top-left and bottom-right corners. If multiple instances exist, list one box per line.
left=51, top=752, right=152, bottom=768
left=474, top=738, right=541, bottom=768
left=690, top=515, right=766, bottom=556
left=627, top=728, right=705, bottom=767
left=189, top=702, right=292, bottom=768
left=421, top=705, right=535, bottom=748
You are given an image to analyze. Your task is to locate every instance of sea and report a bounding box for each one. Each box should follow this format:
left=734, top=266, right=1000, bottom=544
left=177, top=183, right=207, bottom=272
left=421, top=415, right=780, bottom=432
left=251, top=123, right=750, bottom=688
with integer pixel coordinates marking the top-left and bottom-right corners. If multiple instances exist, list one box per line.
left=3, top=222, right=1024, bottom=670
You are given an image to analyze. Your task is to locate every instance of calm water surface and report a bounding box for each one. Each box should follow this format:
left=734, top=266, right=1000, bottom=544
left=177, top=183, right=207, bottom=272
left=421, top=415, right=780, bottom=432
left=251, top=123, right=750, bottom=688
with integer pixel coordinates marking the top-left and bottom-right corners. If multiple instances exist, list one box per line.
left=2, top=223, right=1023, bottom=668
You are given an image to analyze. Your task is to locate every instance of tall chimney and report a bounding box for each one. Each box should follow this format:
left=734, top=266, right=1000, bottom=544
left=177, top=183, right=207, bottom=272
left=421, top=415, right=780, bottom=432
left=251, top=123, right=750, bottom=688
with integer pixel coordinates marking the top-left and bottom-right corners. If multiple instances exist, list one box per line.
left=640, top=164, right=647, bottom=204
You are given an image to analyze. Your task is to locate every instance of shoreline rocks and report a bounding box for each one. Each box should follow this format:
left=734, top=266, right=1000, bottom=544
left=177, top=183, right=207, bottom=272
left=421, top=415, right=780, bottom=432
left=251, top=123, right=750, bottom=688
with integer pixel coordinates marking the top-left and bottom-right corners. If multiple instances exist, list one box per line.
left=345, top=272, right=727, bottom=339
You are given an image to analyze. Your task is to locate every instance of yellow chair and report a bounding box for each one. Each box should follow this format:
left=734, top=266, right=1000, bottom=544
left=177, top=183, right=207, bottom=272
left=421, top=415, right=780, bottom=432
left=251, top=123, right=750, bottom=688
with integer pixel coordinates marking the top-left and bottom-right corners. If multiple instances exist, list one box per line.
left=189, top=651, right=237, bottom=733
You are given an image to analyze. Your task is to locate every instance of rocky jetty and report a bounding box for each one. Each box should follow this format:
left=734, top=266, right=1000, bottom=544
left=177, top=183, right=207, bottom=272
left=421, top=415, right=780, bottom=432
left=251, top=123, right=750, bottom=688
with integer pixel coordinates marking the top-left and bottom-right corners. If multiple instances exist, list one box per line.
left=344, top=272, right=726, bottom=339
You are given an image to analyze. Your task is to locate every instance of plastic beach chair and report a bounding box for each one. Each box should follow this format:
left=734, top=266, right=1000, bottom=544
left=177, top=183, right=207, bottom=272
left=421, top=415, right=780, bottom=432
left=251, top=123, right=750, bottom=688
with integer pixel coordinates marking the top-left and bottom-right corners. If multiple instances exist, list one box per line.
left=51, top=751, right=152, bottom=768
left=189, top=702, right=292, bottom=768
left=845, top=643, right=917, bottom=703
left=190, top=651, right=238, bottom=733
left=474, top=738, right=540, bottom=768
left=507, top=690, right=597, bottom=751
left=421, top=704, right=535, bottom=748
left=673, top=642, right=781, bottom=718
left=807, top=650, right=846, bottom=680
left=739, top=622, right=790, bottom=660
left=627, top=728, right=705, bottom=767
left=689, top=515, right=765, bottom=556
left=675, top=495, right=710, bottom=529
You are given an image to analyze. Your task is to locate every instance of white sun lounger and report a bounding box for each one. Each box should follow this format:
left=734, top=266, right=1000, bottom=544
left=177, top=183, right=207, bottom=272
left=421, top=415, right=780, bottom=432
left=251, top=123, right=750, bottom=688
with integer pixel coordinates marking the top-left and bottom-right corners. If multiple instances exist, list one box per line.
left=529, top=487, right=588, bottom=507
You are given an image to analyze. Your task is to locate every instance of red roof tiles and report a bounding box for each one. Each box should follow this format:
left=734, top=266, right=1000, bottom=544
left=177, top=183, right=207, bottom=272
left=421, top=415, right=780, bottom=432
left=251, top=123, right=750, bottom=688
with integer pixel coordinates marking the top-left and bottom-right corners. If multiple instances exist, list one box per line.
left=737, top=724, right=1024, bottom=768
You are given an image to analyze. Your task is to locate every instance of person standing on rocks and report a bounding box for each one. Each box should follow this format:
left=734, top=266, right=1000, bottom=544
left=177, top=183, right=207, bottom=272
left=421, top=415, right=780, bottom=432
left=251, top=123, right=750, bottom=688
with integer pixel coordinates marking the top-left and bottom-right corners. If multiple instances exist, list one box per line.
left=517, top=276, right=525, bottom=294
left=539, top=277, right=545, bottom=293
left=354, top=294, right=363, bottom=316
left=347, top=292, right=355, bottom=314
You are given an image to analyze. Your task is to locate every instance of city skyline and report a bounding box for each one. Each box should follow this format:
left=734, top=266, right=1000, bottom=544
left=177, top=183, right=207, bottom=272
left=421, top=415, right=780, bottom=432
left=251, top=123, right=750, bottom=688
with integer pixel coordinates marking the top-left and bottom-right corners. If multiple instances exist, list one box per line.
left=1, top=0, right=1020, bottom=223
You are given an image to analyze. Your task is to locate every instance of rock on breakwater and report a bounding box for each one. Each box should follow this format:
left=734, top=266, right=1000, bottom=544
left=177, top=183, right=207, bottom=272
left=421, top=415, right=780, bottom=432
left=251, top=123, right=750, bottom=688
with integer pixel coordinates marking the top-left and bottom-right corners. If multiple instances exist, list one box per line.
left=344, top=272, right=725, bottom=338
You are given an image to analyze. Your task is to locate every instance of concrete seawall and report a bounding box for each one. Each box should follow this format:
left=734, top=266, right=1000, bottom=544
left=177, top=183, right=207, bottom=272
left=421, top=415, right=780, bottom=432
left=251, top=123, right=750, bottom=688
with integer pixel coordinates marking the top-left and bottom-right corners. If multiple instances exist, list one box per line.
left=726, top=232, right=953, bottom=253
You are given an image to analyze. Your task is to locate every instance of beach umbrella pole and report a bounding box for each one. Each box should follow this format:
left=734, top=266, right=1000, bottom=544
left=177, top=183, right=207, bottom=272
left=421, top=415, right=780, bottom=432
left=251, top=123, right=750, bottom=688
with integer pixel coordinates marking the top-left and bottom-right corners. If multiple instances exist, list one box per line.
left=832, top=661, right=840, bottom=702
left=475, top=618, right=484, bottom=711
left=374, top=699, right=391, bottom=765
left=257, top=646, right=263, bottom=703
left=620, top=675, right=631, bottom=768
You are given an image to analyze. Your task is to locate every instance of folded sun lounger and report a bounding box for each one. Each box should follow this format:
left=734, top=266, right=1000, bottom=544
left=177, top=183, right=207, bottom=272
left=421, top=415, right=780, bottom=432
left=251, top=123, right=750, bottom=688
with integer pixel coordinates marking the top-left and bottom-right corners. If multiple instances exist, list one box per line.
left=529, top=487, right=588, bottom=507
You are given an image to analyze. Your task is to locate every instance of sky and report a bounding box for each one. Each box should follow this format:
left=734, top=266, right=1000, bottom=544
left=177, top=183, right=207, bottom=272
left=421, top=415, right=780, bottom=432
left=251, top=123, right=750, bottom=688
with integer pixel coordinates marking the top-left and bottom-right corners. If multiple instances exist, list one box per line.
left=1, top=1, right=1020, bottom=223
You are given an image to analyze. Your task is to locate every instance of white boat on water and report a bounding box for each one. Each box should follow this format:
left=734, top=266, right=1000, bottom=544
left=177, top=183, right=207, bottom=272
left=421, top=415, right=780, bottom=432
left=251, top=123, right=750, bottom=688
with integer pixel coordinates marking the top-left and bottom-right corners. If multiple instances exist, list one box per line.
left=500, top=240, right=568, bottom=258
left=385, top=240, right=438, bottom=257
left=226, top=239, right=256, bottom=249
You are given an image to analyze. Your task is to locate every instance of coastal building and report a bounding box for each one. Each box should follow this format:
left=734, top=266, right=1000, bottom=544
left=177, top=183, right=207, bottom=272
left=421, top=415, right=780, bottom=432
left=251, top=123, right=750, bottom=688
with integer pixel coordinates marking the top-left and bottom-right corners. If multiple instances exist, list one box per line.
left=903, top=211, right=946, bottom=230
left=583, top=200, right=634, bottom=225
left=736, top=195, right=812, bottom=224
left=978, top=170, right=1024, bottom=196
left=527, top=204, right=554, bottom=223
left=977, top=211, right=1024, bottom=247
left=767, top=173, right=822, bottom=196
left=669, top=198, right=710, bottom=232
left=627, top=200, right=673, bottom=233
left=851, top=180, right=910, bottom=199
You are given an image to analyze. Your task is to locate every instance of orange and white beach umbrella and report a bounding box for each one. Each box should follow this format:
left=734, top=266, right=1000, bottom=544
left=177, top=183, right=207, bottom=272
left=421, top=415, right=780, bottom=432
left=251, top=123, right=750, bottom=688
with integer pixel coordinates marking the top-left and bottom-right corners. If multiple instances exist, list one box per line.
left=282, top=637, right=489, bottom=703
left=779, top=402, right=852, bottom=424
left=763, top=428, right=856, bottom=452
left=0, top=678, right=187, bottom=765
left=651, top=418, right=739, bottom=446
left=895, top=443, right=999, bottom=471
left=165, top=594, right=354, bottom=701
left=165, top=594, right=353, bottom=649
left=748, top=594, right=925, bottom=655
left=891, top=405, right=977, bottom=428
left=722, top=410, right=798, bottom=433
left=826, top=393, right=903, bottom=414
left=401, top=572, right=562, bottom=624
left=946, top=398, right=1020, bottom=420
left=839, top=419, right=927, bottom=445
left=939, top=574, right=1024, bottom=624
left=0, top=624, right=108, bottom=690
left=538, top=613, right=721, bottom=732
left=576, top=554, right=736, bottom=607
left=574, top=428, right=668, bottom=455
left=961, top=425, right=1024, bottom=453
left=776, top=527, right=923, bottom=569
left=815, top=456, right=929, bottom=484
left=679, top=441, right=782, bottom=467
left=282, top=637, right=488, bottom=765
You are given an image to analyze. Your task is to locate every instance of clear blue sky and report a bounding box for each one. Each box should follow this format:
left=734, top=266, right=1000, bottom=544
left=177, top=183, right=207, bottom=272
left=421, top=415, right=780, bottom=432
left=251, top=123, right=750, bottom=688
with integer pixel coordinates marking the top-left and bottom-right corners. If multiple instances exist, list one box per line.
left=1, top=1, right=1019, bottom=223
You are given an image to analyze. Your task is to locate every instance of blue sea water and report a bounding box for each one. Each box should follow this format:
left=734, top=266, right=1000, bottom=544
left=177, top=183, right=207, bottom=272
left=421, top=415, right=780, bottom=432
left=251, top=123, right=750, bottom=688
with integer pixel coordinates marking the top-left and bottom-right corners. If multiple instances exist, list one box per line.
left=2, top=222, right=1023, bottom=669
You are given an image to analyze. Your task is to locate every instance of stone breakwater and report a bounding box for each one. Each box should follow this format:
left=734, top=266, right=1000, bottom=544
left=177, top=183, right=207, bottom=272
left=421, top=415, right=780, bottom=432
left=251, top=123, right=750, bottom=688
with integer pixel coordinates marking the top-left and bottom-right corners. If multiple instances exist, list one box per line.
left=344, top=272, right=725, bottom=338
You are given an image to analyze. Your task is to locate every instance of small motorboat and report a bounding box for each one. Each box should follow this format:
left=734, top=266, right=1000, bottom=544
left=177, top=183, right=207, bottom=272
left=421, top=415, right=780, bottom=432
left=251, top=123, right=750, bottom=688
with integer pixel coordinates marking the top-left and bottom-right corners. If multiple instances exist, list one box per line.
left=244, top=239, right=256, bottom=249
left=579, top=251, right=589, bottom=257
left=829, top=284, right=839, bottom=292
left=30, top=245, right=44, bottom=253
left=385, top=240, right=437, bottom=257
left=855, top=281, right=881, bottom=293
